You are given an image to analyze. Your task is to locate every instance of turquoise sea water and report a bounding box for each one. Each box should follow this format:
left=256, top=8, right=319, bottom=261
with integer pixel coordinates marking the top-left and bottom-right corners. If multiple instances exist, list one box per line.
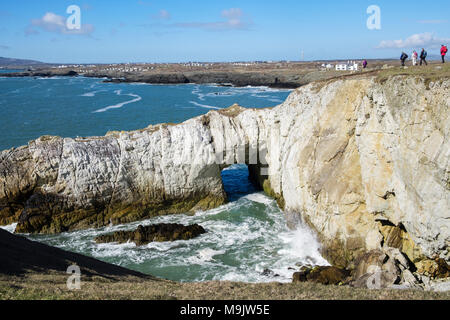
left=0, top=76, right=290, bottom=150
left=0, top=76, right=328, bottom=283
left=0, top=69, right=24, bottom=73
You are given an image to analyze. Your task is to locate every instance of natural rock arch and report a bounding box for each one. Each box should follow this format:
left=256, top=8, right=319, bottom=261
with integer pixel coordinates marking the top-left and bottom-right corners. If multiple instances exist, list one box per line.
left=1, top=77, right=449, bottom=281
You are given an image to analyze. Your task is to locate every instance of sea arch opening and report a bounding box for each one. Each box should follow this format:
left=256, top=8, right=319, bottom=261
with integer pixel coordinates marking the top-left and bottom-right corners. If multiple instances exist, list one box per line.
left=215, top=141, right=270, bottom=202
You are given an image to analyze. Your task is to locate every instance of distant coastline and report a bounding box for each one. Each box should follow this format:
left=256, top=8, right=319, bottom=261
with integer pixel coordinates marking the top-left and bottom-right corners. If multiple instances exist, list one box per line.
left=0, top=60, right=401, bottom=89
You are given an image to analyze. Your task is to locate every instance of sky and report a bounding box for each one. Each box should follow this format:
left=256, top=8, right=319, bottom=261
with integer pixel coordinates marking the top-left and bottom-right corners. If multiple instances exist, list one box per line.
left=0, top=0, right=449, bottom=63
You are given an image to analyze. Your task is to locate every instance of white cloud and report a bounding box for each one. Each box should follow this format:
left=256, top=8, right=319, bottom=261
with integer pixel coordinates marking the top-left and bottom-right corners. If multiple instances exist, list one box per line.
left=221, top=8, right=243, bottom=20
left=28, top=12, right=94, bottom=36
left=417, top=20, right=448, bottom=24
left=174, top=8, right=251, bottom=31
left=137, top=0, right=152, bottom=6
left=377, top=32, right=450, bottom=49
left=156, top=10, right=171, bottom=20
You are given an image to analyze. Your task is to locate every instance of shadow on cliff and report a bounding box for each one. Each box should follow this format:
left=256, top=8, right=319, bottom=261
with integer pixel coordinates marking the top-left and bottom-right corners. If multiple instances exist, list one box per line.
left=0, top=228, right=152, bottom=279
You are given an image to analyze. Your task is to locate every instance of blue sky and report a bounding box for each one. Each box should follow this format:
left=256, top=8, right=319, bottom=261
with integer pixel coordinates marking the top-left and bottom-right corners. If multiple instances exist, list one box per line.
left=0, top=0, right=449, bottom=63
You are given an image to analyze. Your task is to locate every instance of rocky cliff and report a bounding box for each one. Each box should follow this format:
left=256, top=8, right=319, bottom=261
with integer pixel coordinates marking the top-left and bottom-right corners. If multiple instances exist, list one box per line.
left=1, top=74, right=448, bottom=282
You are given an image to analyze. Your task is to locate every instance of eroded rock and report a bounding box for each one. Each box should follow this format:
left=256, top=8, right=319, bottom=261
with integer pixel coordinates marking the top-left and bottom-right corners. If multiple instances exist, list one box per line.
left=95, top=224, right=206, bottom=246
left=293, top=266, right=350, bottom=286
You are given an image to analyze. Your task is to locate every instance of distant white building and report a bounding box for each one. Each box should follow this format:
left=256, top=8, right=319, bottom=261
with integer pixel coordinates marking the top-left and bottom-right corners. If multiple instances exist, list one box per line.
left=336, top=61, right=358, bottom=71
left=320, top=63, right=334, bottom=70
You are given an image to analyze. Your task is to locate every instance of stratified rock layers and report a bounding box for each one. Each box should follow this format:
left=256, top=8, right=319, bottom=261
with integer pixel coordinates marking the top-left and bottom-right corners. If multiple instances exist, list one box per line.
left=1, top=76, right=448, bottom=277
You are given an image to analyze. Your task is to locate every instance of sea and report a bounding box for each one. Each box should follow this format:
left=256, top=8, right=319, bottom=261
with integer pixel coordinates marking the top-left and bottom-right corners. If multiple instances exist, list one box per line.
left=0, top=74, right=329, bottom=283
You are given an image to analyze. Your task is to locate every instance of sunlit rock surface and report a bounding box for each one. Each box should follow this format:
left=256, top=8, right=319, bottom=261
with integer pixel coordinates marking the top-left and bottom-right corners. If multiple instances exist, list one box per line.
left=1, top=75, right=448, bottom=281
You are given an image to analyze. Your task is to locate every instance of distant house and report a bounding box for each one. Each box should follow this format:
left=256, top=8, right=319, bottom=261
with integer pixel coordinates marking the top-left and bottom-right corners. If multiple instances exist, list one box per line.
left=336, top=61, right=358, bottom=71
left=320, top=63, right=334, bottom=70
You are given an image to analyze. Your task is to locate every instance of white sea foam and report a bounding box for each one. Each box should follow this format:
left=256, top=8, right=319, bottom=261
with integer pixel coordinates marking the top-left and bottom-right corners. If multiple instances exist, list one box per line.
left=81, top=90, right=105, bottom=97
left=189, top=248, right=226, bottom=264
left=189, top=101, right=221, bottom=110
left=251, top=94, right=271, bottom=99
left=25, top=198, right=328, bottom=283
left=268, top=98, right=283, bottom=103
left=277, top=225, right=330, bottom=267
left=93, top=90, right=142, bottom=113
left=191, top=87, right=206, bottom=101
left=244, top=193, right=274, bottom=205
left=35, top=77, right=66, bottom=80
left=92, top=241, right=137, bottom=259
left=193, top=204, right=232, bottom=218
left=0, top=223, right=17, bottom=233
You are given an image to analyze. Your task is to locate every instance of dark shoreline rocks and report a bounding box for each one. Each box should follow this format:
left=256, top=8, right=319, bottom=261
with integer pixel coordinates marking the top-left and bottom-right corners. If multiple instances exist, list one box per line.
left=95, top=223, right=207, bottom=246
left=293, top=266, right=351, bottom=286
left=1, top=70, right=78, bottom=78
left=0, top=228, right=148, bottom=278
left=1, top=69, right=304, bottom=89
left=292, top=249, right=447, bottom=290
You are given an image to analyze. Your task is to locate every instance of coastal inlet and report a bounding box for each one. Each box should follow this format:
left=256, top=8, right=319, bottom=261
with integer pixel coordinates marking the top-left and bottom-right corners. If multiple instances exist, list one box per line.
left=0, top=76, right=327, bottom=282
left=20, top=165, right=328, bottom=283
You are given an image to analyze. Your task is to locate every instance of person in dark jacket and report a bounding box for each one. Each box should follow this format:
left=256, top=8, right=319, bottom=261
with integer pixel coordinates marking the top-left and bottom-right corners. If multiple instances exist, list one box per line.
left=400, top=52, right=408, bottom=66
left=420, top=48, right=428, bottom=66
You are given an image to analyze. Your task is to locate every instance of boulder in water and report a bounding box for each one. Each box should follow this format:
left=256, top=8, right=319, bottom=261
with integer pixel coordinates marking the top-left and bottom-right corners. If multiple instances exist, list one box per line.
left=95, top=223, right=206, bottom=246
left=261, top=269, right=280, bottom=277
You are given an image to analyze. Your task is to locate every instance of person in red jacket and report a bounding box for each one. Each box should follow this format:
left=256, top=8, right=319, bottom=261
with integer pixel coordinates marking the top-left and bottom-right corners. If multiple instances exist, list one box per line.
left=441, top=45, right=448, bottom=63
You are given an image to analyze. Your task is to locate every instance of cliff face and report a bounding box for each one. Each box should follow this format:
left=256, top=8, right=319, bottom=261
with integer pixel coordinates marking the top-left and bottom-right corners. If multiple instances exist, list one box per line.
left=1, top=75, right=448, bottom=278
left=0, top=120, right=228, bottom=234
left=266, top=77, right=449, bottom=273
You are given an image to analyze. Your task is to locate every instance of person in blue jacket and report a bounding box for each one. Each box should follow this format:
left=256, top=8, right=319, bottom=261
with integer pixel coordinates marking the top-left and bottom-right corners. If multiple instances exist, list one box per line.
left=400, top=52, right=408, bottom=66
left=420, top=48, right=428, bottom=66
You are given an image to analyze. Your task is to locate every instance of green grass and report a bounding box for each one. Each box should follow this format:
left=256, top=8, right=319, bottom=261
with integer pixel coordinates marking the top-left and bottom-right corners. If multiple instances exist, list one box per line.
left=375, top=62, right=450, bottom=85
left=310, top=62, right=450, bottom=93
left=1, top=273, right=449, bottom=300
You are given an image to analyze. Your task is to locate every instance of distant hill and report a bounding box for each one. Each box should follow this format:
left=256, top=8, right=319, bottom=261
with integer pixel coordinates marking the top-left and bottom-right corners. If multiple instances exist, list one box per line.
left=0, top=57, right=49, bottom=67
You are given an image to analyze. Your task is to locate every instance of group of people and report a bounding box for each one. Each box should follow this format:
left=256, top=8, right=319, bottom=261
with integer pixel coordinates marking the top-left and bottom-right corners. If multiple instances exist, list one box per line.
left=400, top=45, right=448, bottom=66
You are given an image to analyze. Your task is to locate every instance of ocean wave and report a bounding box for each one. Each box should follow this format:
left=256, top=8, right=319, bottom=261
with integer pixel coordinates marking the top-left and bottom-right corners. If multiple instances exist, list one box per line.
left=25, top=194, right=327, bottom=283
left=188, top=248, right=226, bottom=264
left=34, top=77, right=67, bottom=80
left=93, top=90, right=142, bottom=113
left=189, top=101, right=221, bottom=110
left=277, top=226, right=330, bottom=267
left=244, top=193, right=274, bottom=205
left=81, top=90, right=105, bottom=97
left=0, top=223, right=17, bottom=233
left=268, top=98, right=283, bottom=103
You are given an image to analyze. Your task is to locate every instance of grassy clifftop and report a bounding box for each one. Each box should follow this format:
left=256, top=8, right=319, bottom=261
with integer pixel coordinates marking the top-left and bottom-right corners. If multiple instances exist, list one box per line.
left=1, top=272, right=449, bottom=300
left=0, top=229, right=449, bottom=300
left=375, top=62, right=450, bottom=84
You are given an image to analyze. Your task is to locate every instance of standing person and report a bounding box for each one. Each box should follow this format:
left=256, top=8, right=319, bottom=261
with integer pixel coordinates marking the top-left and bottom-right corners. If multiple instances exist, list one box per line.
left=400, top=52, right=408, bottom=66
left=420, top=48, right=428, bottom=66
left=441, top=45, right=448, bottom=63
left=412, top=50, right=418, bottom=66
left=363, top=59, right=368, bottom=69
